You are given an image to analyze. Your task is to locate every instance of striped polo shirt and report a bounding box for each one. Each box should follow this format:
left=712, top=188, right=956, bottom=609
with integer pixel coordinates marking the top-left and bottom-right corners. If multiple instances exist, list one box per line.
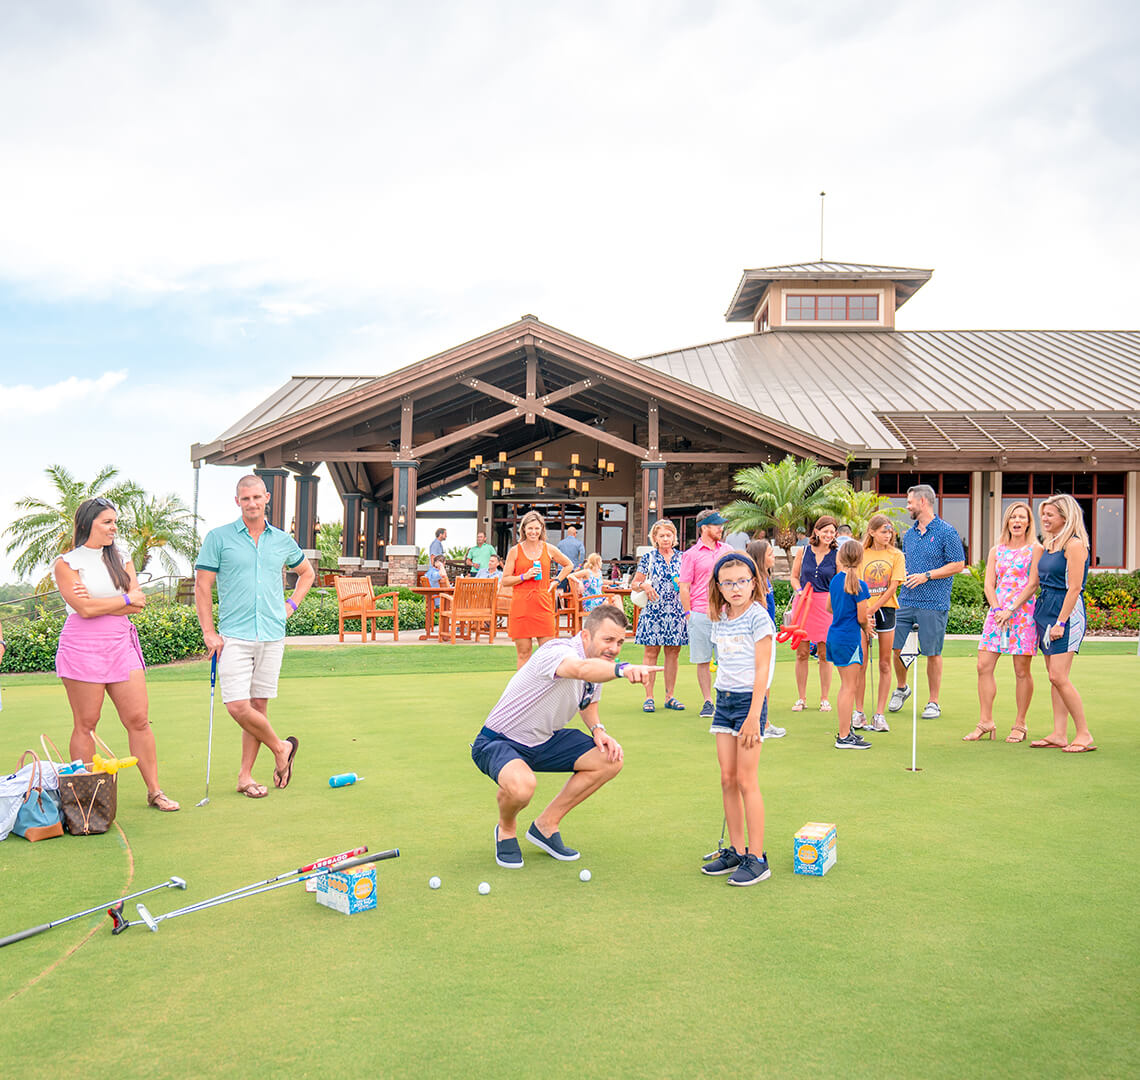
left=484, top=635, right=601, bottom=747
left=898, top=516, right=965, bottom=611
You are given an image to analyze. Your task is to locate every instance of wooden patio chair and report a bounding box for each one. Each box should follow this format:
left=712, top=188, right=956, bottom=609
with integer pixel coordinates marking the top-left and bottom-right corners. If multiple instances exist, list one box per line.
left=438, top=578, right=498, bottom=644
left=334, top=576, right=399, bottom=643
left=557, top=578, right=611, bottom=636
left=495, top=582, right=513, bottom=631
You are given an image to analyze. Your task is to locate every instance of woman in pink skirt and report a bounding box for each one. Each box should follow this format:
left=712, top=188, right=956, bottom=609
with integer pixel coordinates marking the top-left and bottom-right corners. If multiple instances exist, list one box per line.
left=53, top=498, right=179, bottom=811
left=964, top=501, right=1041, bottom=743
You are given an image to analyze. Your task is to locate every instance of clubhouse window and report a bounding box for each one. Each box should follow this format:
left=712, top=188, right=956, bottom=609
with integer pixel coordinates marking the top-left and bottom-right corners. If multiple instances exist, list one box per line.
left=786, top=294, right=879, bottom=321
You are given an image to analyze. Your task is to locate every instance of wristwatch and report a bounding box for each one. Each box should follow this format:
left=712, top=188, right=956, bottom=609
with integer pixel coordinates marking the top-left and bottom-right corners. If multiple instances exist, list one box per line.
left=614, top=661, right=629, bottom=678
left=588, top=723, right=606, bottom=736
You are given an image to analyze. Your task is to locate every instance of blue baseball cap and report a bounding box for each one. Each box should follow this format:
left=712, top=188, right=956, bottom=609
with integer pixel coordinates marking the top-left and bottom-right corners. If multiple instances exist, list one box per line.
left=696, top=509, right=728, bottom=526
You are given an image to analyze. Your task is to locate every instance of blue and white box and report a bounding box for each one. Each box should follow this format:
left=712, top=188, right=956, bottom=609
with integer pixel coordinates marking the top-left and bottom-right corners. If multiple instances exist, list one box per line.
left=314, top=862, right=378, bottom=914
left=794, top=822, right=837, bottom=876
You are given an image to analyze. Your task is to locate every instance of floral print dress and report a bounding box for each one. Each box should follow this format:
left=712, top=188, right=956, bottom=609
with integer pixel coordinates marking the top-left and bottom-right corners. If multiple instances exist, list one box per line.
left=979, top=544, right=1037, bottom=655
left=634, top=549, right=688, bottom=647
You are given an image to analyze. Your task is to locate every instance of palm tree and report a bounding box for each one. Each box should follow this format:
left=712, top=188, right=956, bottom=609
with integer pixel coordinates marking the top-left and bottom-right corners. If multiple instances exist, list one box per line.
left=721, top=456, right=852, bottom=571
left=3, top=465, right=143, bottom=589
left=120, top=492, right=200, bottom=579
left=831, top=488, right=907, bottom=539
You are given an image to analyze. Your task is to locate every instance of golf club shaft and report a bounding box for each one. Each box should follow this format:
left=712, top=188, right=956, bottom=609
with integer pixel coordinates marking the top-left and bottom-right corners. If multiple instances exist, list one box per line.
left=147, top=851, right=399, bottom=925
left=198, top=655, right=217, bottom=805
left=1, top=877, right=184, bottom=948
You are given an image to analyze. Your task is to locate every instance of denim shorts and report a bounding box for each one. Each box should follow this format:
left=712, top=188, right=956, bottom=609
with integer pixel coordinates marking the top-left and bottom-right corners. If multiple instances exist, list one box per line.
left=893, top=607, right=949, bottom=656
left=470, top=726, right=596, bottom=783
left=709, top=690, right=767, bottom=736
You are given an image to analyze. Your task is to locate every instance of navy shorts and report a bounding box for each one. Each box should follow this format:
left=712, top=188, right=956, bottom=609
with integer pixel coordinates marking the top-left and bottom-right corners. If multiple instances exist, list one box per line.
left=470, top=726, right=597, bottom=783
left=893, top=607, right=949, bottom=656
left=873, top=607, right=896, bottom=633
left=709, top=690, right=768, bottom=737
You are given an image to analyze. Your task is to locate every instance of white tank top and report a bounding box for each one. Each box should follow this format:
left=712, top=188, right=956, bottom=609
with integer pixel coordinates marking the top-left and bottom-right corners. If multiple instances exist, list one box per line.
left=58, top=544, right=129, bottom=615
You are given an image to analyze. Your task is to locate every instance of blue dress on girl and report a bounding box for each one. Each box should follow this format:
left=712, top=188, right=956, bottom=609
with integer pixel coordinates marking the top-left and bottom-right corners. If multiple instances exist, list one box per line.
left=827, top=574, right=870, bottom=667
left=1034, top=543, right=1090, bottom=653
left=635, top=548, right=688, bottom=647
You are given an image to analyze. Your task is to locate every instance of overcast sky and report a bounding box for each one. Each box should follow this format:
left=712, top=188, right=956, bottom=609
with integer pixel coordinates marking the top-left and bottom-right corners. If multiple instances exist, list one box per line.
left=1, top=0, right=1137, bottom=582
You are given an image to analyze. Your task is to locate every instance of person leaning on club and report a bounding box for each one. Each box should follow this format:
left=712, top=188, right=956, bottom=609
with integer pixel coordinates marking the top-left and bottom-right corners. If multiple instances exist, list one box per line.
left=471, top=604, right=663, bottom=869
left=889, top=483, right=966, bottom=720
left=194, top=475, right=314, bottom=799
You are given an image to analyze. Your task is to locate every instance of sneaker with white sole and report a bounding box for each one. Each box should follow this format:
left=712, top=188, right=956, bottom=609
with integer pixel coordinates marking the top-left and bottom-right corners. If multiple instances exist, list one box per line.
left=699, top=700, right=715, bottom=719
left=921, top=702, right=942, bottom=719
left=727, top=851, right=771, bottom=886
left=851, top=711, right=867, bottom=730
left=494, top=825, right=524, bottom=869
left=763, top=724, right=787, bottom=739
left=870, top=713, right=890, bottom=732
left=888, top=685, right=911, bottom=712
left=700, top=846, right=742, bottom=876
left=835, top=731, right=872, bottom=749
left=526, top=821, right=580, bottom=861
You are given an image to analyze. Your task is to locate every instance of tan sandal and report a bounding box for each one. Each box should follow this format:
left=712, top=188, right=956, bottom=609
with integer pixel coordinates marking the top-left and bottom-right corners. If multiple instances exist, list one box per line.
left=791, top=698, right=806, bottom=712
left=147, top=790, right=180, bottom=812
left=1005, top=725, right=1028, bottom=743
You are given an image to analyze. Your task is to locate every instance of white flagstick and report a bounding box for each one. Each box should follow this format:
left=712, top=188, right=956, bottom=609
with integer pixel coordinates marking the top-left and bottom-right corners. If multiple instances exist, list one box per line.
left=900, top=630, right=922, bottom=772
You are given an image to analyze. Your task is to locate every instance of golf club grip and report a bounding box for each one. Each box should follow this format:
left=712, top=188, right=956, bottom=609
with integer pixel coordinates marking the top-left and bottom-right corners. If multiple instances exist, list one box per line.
left=210, top=653, right=217, bottom=685
left=333, top=849, right=398, bottom=871
left=0, top=924, right=50, bottom=948
left=301, top=845, right=367, bottom=872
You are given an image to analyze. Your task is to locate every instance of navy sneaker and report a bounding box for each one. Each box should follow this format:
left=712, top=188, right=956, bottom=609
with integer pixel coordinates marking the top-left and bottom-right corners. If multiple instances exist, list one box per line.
left=728, top=850, right=771, bottom=886
left=494, top=825, right=523, bottom=869
left=835, top=731, right=872, bottom=749
left=526, top=821, right=580, bottom=861
left=699, top=700, right=715, bottom=719
left=700, top=846, right=741, bottom=876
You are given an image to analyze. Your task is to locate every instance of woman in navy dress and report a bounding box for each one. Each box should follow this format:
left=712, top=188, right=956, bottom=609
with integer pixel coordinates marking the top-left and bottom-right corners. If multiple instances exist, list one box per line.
left=789, top=516, right=838, bottom=712
left=631, top=519, right=687, bottom=712
left=1011, top=494, right=1095, bottom=752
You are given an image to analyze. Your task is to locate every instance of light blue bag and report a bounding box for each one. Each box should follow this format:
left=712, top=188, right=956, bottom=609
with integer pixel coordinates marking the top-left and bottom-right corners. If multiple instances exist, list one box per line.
left=12, top=752, right=64, bottom=842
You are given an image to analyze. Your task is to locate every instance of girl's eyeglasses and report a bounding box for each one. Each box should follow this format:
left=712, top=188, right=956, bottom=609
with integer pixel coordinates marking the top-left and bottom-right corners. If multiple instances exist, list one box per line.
left=717, top=577, right=753, bottom=591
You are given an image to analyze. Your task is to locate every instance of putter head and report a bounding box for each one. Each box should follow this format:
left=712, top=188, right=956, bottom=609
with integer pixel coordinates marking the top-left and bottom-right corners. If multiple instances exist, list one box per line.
left=195, top=797, right=210, bottom=807
left=108, top=903, right=129, bottom=935
left=170, top=876, right=187, bottom=890
left=136, top=904, right=158, bottom=932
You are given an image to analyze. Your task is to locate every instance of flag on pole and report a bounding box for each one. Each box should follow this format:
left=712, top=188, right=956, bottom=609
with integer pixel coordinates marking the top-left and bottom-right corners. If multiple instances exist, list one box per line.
left=899, top=630, right=920, bottom=669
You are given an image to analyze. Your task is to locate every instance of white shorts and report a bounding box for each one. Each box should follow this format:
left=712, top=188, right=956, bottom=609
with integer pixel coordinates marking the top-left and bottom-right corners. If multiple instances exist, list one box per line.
left=688, top=612, right=714, bottom=664
left=218, top=638, right=285, bottom=704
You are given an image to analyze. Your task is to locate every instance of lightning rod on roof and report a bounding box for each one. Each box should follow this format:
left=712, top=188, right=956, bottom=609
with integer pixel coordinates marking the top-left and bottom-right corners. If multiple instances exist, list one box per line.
left=819, top=191, right=826, bottom=261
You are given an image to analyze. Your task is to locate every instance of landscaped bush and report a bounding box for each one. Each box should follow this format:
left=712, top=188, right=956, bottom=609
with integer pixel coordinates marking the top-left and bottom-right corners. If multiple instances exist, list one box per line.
left=1085, top=571, right=1140, bottom=608
left=773, top=579, right=793, bottom=608
left=131, top=600, right=207, bottom=665
left=947, top=603, right=987, bottom=635
left=286, top=589, right=426, bottom=635
left=951, top=573, right=986, bottom=605
left=1085, top=605, right=1140, bottom=632
left=0, top=610, right=65, bottom=673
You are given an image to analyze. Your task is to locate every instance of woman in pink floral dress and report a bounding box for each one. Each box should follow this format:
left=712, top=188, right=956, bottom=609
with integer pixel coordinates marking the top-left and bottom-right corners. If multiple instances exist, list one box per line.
left=964, top=502, right=1041, bottom=743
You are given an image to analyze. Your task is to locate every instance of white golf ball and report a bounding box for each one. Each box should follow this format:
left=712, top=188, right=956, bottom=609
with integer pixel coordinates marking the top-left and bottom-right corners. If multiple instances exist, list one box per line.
left=429, top=876, right=441, bottom=890
left=478, top=881, right=491, bottom=895
left=579, top=869, right=592, bottom=882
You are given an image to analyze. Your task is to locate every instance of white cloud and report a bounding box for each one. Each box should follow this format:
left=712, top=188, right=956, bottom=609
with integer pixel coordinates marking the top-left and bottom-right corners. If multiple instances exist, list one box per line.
left=0, top=370, right=128, bottom=415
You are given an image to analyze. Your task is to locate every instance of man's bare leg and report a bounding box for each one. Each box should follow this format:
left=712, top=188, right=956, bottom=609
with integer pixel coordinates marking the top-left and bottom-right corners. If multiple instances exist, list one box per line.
left=495, top=759, right=537, bottom=839
left=226, top=697, right=290, bottom=789
left=533, top=748, right=623, bottom=836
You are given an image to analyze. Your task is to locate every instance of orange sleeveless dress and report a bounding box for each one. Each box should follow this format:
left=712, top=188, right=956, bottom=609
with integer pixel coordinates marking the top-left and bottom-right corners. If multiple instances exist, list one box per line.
left=507, top=544, right=557, bottom=640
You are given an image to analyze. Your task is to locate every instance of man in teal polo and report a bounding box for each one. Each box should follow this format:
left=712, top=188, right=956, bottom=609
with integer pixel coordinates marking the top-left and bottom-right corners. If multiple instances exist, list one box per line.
left=195, top=475, right=314, bottom=798
left=465, top=531, right=496, bottom=574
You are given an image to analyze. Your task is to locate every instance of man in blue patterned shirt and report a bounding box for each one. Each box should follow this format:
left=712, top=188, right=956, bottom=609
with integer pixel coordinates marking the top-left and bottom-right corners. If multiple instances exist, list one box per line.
left=889, top=484, right=966, bottom=719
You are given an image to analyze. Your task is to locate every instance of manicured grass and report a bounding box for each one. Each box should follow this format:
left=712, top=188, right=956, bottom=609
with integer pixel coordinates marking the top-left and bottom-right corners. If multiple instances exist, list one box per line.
left=1, top=648, right=1137, bottom=1078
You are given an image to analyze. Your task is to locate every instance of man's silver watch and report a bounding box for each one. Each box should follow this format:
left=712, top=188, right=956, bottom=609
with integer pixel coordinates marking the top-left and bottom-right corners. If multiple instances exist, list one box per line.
left=589, top=723, right=606, bottom=736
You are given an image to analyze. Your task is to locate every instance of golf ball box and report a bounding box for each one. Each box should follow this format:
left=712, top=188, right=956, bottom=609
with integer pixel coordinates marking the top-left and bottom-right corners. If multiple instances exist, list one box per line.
left=794, top=822, right=837, bottom=876
left=314, top=863, right=377, bottom=915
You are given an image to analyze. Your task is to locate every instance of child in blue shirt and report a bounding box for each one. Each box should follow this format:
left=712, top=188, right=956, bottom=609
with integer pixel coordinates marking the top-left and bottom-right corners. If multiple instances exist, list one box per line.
left=699, top=552, right=776, bottom=887
left=827, top=540, right=871, bottom=749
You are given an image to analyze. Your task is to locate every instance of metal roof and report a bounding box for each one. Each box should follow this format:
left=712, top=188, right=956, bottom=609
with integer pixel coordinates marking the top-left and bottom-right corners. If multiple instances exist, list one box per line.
left=638, top=329, right=1140, bottom=456
left=878, top=412, right=1140, bottom=455
left=214, top=375, right=375, bottom=442
left=725, top=261, right=934, bottom=321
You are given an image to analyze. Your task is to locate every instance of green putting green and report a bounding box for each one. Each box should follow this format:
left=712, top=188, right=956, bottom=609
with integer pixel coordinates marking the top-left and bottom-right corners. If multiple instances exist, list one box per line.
left=1, top=644, right=1136, bottom=1078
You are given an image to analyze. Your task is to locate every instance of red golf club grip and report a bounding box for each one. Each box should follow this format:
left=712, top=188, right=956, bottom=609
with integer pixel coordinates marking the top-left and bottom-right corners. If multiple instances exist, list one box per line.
left=301, top=846, right=367, bottom=873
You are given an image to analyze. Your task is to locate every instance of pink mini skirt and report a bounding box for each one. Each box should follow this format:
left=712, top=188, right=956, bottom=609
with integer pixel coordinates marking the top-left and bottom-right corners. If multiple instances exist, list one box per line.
left=56, top=613, right=146, bottom=684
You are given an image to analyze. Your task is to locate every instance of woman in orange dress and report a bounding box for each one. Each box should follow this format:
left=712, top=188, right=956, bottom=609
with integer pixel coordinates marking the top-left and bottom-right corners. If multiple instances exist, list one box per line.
left=502, top=510, right=574, bottom=668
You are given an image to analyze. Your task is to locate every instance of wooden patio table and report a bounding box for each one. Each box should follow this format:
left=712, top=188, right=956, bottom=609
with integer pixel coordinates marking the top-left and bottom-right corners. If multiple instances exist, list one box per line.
left=601, top=587, right=640, bottom=637
left=409, top=586, right=454, bottom=640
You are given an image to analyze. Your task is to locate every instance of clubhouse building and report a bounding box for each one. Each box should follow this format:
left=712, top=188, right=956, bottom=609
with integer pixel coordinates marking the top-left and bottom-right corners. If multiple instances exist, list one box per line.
left=192, top=261, right=1140, bottom=583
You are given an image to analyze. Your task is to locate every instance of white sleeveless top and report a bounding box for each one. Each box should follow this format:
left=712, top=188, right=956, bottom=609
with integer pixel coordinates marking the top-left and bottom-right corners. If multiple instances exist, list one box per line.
left=58, top=544, right=129, bottom=616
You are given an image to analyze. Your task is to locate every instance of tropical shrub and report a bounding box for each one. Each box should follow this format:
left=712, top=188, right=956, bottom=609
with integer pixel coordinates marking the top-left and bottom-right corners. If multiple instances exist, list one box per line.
left=951, top=573, right=986, bottom=606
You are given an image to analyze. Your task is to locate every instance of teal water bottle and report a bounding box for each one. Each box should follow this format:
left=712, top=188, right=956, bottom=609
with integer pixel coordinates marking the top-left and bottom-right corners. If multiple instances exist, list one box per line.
left=328, top=773, right=362, bottom=788
left=533, top=559, right=542, bottom=581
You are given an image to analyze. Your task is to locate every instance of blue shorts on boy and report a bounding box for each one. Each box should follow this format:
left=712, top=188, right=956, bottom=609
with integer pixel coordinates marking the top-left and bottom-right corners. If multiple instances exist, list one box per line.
left=827, top=573, right=870, bottom=668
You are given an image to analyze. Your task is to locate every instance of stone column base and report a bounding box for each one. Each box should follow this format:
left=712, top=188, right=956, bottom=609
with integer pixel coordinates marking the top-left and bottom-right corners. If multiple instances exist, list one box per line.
left=386, top=545, right=420, bottom=587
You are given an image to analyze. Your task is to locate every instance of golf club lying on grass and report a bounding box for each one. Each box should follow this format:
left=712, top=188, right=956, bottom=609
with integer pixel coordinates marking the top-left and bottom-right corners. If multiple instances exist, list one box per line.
left=196, top=654, right=218, bottom=807
left=0, top=876, right=187, bottom=948
left=109, top=849, right=398, bottom=935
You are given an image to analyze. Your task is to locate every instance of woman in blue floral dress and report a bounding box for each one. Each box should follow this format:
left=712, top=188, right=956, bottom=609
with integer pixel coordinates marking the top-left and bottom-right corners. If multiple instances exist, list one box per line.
left=631, top=519, right=688, bottom=713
